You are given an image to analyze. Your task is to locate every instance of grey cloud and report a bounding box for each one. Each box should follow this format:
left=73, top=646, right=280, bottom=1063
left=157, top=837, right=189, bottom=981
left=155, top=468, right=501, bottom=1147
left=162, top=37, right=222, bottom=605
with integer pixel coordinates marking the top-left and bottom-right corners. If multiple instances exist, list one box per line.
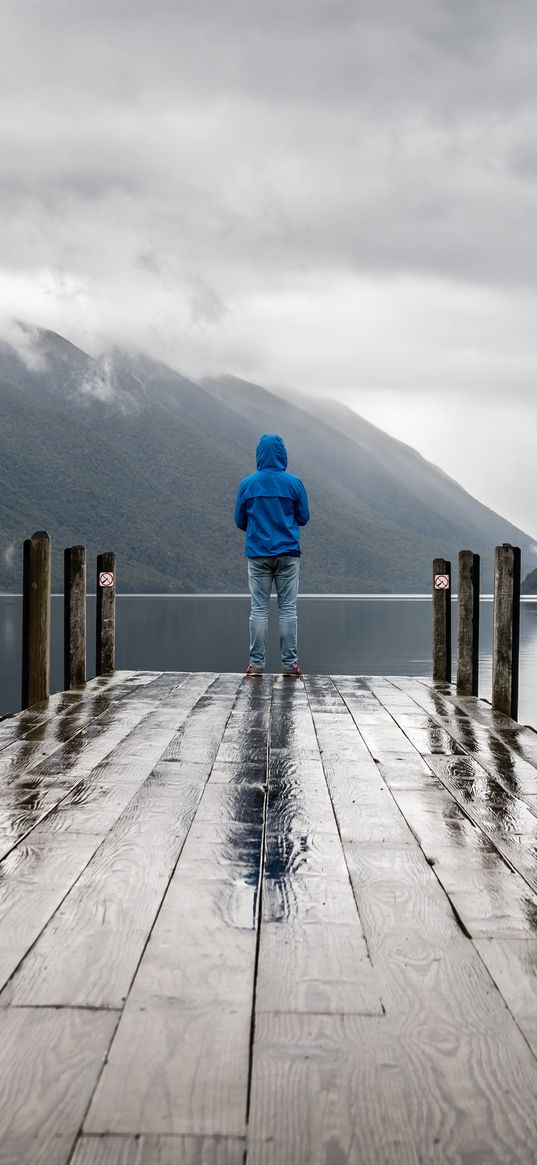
left=2, top=0, right=537, bottom=295
left=2, top=1, right=537, bottom=423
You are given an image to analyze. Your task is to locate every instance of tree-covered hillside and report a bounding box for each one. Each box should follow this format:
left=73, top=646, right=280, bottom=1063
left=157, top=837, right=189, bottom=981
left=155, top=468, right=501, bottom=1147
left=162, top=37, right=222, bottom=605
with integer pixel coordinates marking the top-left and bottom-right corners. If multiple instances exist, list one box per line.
left=1, top=326, right=536, bottom=593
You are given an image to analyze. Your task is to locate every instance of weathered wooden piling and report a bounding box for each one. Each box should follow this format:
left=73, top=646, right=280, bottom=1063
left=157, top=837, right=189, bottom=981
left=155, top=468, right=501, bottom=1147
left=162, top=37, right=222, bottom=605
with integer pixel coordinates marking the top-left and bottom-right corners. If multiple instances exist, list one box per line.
left=456, top=550, right=480, bottom=696
left=96, top=552, right=116, bottom=675
left=21, top=530, right=51, bottom=709
left=492, top=543, right=521, bottom=719
left=432, top=558, right=451, bottom=682
left=64, top=545, right=86, bottom=689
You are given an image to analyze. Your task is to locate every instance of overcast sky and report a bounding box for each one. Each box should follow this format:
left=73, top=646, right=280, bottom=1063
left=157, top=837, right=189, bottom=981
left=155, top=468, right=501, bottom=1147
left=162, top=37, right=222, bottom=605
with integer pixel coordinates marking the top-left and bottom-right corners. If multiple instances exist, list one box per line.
left=1, top=0, right=537, bottom=536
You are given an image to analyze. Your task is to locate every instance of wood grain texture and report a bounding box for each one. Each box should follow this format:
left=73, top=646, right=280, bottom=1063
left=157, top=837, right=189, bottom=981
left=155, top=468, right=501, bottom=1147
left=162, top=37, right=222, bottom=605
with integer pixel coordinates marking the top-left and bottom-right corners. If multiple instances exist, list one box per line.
left=345, top=843, right=537, bottom=1162
left=0, top=1006, right=118, bottom=1165
left=71, top=1135, right=246, bottom=1165
left=4, top=671, right=537, bottom=1161
left=247, top=1013, right=420, bottom=1165
left=256, top=922, right=382, bottom=1015
left=474, top=938, right=537, bottom=1055
left=85, top=1003, right=252, bottom=1137
left=0, top=671, right=139, bottom=751
left=4, top=761, right=217, bottom=1008
left=0, top=828, right=103, bottom=993
left=424, top=752, right=537, bottom=893
left=84, top=673, right=268, bottom=1139
left=128, top=874, right=258, bottom=1008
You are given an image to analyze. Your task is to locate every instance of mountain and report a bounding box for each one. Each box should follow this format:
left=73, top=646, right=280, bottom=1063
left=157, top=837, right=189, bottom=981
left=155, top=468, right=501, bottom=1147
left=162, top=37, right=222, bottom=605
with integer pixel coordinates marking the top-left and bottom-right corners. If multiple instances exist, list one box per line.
left=0, top=325, right=535, bottom=593
left=523, top=569, right=537, bottom=595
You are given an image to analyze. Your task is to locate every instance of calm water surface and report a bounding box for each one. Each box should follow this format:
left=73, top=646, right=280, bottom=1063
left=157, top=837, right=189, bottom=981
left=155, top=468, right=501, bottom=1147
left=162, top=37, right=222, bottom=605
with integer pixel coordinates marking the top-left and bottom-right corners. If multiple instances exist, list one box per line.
left=2, top=595, right=537, bottom=727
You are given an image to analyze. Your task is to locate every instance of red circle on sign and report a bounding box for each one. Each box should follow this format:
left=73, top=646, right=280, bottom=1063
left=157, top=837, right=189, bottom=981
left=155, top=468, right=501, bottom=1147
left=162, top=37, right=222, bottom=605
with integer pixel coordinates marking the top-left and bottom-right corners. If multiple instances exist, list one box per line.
left=99, top=572, right=114, bottom=587
left=434, top=574, right=449, bottom=590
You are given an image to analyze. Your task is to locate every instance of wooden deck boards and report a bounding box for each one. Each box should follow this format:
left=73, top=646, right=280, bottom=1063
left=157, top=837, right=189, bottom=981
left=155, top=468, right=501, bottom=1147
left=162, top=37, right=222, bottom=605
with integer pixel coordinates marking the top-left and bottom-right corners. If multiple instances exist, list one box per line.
left=2, top=672, right=537, bottom=1161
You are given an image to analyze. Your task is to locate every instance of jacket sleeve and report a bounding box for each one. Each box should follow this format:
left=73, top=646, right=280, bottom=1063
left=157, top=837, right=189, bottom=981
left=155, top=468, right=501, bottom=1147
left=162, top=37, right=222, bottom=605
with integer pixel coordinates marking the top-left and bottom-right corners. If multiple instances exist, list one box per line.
left=234, top=483, right=248, bottom=531
left=294, top=481, right=310, bottom=526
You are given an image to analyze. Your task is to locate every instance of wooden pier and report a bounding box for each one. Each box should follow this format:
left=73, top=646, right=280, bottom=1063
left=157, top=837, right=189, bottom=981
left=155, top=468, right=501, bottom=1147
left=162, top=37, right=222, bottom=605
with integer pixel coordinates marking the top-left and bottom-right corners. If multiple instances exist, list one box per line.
left=3, top=669, right=537, bottom=1162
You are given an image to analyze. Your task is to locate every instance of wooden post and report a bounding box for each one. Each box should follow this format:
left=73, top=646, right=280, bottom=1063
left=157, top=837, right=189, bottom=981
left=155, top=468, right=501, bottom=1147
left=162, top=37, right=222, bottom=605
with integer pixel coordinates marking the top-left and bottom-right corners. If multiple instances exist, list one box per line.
left=96, top=551, right=116, bottom=675
left=456, top=550, right=480, bottom=696
left=21, top=530, right=51, bottom=709
left=64, top=545, right=86, bottom=689
left=432, top=558, right=451, bottom=683
left=492, top=543, right=521, bottom=720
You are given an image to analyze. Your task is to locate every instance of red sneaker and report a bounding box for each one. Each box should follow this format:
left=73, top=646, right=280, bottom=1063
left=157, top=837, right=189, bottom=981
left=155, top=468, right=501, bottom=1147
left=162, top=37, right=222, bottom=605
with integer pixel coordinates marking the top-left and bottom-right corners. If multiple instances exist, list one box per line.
left=282, top=663, right=303, bottom=678
left=245, top=664, right=264, bottom=676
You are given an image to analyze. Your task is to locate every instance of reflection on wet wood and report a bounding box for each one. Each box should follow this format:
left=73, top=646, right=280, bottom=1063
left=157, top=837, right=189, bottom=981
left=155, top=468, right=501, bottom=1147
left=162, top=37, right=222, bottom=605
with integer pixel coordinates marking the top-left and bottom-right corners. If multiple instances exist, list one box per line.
left=2, top=671, right=537, bottom=1161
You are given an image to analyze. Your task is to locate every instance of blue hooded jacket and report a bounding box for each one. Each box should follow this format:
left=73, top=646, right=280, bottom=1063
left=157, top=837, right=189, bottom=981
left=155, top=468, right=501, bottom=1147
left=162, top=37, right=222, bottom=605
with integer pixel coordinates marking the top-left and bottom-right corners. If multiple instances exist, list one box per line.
left=234, top=434, right=310, bottom=557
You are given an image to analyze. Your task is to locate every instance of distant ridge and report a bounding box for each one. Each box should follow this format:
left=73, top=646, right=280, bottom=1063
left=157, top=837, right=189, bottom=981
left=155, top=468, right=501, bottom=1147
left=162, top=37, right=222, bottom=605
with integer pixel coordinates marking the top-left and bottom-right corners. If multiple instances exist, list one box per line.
left=0, top=326, right=535, bottom=593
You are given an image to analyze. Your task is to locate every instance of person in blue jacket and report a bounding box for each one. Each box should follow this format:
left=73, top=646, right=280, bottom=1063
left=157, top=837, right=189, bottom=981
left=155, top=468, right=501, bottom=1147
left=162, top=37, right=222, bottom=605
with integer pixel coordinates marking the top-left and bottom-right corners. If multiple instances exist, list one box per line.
left=234, top=434, right=310, bottom=677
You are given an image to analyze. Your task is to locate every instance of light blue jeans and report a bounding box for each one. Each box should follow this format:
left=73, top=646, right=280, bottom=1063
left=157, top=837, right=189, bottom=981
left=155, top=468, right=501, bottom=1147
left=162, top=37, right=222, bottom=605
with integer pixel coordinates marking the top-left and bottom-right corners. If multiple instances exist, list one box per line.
left=248, top=556, right=300, bottom=670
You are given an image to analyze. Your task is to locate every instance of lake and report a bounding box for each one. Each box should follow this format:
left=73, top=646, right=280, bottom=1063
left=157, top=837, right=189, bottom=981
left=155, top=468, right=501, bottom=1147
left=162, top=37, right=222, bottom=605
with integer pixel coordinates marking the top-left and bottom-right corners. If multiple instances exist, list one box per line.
left=2, top=594, right=537, bottom=728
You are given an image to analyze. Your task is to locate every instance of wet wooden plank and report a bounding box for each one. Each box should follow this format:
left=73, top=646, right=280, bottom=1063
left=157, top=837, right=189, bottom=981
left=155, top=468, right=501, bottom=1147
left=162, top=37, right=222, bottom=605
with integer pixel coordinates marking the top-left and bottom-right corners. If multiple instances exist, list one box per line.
left=255, top=677, right=383, bottom=1044
left=85, top=1004, right=252, bottom=1138
left=305, top=678, right=415, bottom=845
left=0, top=672, right=171, bottom=773
left=194, top=780, right=266, bottom=826
left=377, top=757, right=445, bottom=791
left=0, top=829, right=103, bottom=994
left=247, top=1013, right=419, bottom=1165
left=256, top=922, right=383, bottom=1015
left=71, top=1135, right=246, bottom=1165
left=179, top=821, right=263, bottom=875
left=425, top=752, right=537, bottom=894
left=128, top=874, right=258, bottom=1008
left=385, top=776, right=537, bottom=941
left=386, top=681, right=537, bottom=798
left=3, top=766, right=216, bottom=1008
left=262, top=872, right=357, bottom=926
left=0, top=675, right=200, bottom=859
left=474, top=939, right=537, bottom=1056
left=344, top=842, right=537, bottom=1161
left=264, top=829, right=349, bottom=880
left=4, top=675, right=242, bottom=1008
left=0, top=1006, right=118, bottom=1165
left=0, top=670, right=141, bottom=750
left=86, top=675, right=269, bottom=1138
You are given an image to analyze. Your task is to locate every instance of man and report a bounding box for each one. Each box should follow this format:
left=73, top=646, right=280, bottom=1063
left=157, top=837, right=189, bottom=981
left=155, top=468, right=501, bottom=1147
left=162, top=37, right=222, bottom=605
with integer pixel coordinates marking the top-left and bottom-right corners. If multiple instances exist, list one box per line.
left=234, top=433, right=310, bottom=677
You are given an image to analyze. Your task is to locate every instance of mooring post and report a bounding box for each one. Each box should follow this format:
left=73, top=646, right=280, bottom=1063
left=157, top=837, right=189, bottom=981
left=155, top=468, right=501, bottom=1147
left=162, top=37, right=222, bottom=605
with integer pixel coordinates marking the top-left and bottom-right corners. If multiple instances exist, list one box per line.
left=492, top=543, right=521, bottom=720
left=456, top=550, right=480, bottom=696
left=96, top=551, right=116, bottom=675
left=64, top=545, right=86, bottom=689
left=21, top=530, right=52, bottom=709
left=432, top=558, right=451, bottom=682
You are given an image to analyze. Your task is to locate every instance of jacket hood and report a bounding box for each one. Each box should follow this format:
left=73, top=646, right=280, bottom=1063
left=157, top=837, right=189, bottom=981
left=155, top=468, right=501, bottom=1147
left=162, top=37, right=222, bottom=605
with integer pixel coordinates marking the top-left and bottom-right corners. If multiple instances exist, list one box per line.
left=256, top=433, right=288, bottom=471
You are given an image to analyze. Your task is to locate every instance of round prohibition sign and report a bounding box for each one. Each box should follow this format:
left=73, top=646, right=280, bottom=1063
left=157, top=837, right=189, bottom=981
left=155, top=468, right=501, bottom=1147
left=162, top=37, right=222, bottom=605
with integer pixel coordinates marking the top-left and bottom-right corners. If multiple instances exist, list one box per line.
left=99, top=571, right=114, bottom=587
left=434, top=574, right=450, bottom=590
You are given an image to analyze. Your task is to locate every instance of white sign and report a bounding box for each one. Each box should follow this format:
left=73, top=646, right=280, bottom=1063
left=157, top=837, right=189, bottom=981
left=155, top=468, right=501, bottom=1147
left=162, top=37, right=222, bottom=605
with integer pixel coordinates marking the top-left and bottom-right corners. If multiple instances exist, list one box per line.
left=99, top=571, right=114, bottom=587
left=434, top=574, right=450, bottom=590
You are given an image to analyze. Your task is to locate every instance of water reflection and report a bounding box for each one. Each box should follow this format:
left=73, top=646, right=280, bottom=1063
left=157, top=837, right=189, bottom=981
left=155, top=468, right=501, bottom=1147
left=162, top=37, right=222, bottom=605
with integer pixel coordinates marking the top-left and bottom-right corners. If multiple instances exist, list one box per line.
left=3, top=596, right=537, bottom=725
